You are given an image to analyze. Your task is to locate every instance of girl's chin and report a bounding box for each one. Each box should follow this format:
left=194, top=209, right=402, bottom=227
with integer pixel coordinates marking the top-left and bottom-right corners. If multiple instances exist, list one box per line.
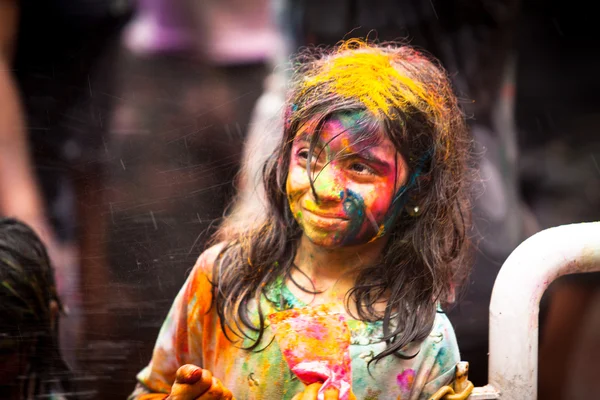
left=302, top=230, right=376, bottom=249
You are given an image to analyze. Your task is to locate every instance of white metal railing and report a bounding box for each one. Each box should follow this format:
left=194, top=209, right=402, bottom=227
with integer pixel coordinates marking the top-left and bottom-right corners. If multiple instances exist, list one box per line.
left=467, top=222, right=600, bottom=399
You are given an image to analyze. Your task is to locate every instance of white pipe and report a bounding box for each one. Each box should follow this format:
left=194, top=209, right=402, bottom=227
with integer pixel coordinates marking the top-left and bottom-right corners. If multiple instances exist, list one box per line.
left=487, top=222, right=600, bottom=398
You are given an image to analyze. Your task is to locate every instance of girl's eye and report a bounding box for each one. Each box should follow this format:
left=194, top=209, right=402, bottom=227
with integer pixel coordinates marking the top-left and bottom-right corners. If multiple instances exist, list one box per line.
left=297, top=149, right=309, bottom=160
left=350, top=162, right=374, bottom=175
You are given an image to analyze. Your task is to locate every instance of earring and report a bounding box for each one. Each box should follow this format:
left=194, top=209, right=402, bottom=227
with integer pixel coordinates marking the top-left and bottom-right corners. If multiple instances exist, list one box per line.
left=405, top=204, right=422, bottom=217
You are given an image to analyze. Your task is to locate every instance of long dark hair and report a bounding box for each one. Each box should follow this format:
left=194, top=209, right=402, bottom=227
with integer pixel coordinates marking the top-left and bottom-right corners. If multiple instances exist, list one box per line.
left=0, top=218, right=73, bottom=398
left=212, top=40, right=473, bottom=362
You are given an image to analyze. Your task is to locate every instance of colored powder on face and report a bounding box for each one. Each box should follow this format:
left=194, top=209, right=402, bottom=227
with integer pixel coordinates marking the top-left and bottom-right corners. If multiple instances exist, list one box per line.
left=313, top=177, right=340, bottom=197
left=396, top=369, right=415, bottom=390
left=367, top=180, right=412, bottom=242
left=334, top=111, right=370, bottom=136
left=341, top=189, right=367, bottom=244
left=288, top=109, right=407, bottom=247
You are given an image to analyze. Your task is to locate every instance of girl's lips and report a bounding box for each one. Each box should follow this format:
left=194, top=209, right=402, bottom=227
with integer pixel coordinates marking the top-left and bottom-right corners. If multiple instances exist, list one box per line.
left=302, top=208, right=350, bottom=229
left=303, top=208, right=349, bottom=220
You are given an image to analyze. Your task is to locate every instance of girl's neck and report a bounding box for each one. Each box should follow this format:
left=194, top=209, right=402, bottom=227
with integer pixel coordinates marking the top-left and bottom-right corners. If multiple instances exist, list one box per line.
left=292, top=235, right=387, bottom=293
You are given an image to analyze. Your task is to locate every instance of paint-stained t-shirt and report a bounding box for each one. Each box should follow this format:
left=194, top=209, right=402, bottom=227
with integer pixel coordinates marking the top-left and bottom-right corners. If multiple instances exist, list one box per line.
left=131, top=245, right=460, bottom=400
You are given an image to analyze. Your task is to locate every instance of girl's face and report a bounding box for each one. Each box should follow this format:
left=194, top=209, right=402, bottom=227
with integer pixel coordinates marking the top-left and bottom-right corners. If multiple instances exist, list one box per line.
left=286, top=112, right=408, bottom=248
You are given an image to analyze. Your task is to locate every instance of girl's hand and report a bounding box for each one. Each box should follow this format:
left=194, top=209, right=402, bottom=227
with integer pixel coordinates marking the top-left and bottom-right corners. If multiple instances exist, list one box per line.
left=166, top=365, right=234, bottom=400
left=291, top=383, right=340, bottom=400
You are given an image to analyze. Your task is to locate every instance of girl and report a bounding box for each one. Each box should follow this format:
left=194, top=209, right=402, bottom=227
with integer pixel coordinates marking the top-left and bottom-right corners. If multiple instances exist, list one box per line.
left=131, top=39, right=472, bottom=400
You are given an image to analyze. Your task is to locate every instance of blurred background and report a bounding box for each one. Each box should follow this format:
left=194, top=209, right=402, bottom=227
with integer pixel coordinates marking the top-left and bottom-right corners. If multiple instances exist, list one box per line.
left=0, top=0, right=598, bottom=398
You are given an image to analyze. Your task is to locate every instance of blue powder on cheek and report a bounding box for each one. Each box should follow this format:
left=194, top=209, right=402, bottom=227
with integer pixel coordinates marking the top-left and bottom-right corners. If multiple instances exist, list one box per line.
left=378, top=183, right=413, bottom=235
left=339, top=190, right=344, bottom=200
left=341, top=189, right=366, bottom=243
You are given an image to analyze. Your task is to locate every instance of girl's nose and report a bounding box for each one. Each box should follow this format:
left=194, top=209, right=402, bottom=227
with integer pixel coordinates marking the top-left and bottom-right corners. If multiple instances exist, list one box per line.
left=312, top=163, right=345, bottom=203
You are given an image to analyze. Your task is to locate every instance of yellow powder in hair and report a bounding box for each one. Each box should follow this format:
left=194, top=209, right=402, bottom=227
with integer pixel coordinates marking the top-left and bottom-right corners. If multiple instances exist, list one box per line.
left=300, top=40, right=441, bottom=119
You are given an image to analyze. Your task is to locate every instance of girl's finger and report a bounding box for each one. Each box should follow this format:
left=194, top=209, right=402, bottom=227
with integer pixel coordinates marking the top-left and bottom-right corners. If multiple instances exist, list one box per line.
left=170, top=367, right=213, bottom=399
left=175, top=365, right=204, bottom=385
left=140, top=395, right=171, bottom=400
left=197, top=377, right=224, bottom=399
left=221, top=387, right=234, bottom=400
left=301, top=383, right=323, bottom=400
left=324, top=387, right=340, bottom=400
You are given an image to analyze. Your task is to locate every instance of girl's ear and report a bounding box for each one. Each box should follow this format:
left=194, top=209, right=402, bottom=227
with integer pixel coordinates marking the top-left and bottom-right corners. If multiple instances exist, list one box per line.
left=402, top=173, right=430, bottom=217
left=404, top=203, right=422, bottom=217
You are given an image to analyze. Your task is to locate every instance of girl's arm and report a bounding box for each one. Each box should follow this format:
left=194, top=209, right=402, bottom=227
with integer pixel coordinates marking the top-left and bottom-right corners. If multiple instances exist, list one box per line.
left=129, top=245, right=223, bottom=399
left=418, top=313, right=461, bottom=399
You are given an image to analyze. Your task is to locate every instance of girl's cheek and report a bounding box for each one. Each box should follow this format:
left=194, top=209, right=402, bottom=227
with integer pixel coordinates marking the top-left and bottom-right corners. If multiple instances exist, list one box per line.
left=286, top=166, right=309, bottom=198
left=369, top=184, right=396, bottom=219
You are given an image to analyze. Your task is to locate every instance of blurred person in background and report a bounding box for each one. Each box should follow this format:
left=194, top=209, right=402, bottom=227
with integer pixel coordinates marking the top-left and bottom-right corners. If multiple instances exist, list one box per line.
left=0, top=0, right=61, bottom=279
left=1, top=0, right=132, bottom=371
left=0, top=218, right=73, bottom=399
left=123, top=0, right=278, bottom=64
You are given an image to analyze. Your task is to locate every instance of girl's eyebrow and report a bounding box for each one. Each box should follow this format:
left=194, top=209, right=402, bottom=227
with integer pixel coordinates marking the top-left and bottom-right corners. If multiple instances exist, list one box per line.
left=293, top=132, right=314, bottom=145
left=337, top=147, right=393, bottom=168
left=294, top=135, right=310, bottom=144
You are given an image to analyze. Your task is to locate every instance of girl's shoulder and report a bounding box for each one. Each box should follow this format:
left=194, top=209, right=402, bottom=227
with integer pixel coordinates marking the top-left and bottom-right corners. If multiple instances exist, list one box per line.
left=191, top=242, right=227, bottom=279
left=178, top=243, right=228, bottom=314
left=182, top=243, right=227, bottom=301
left=431, top=311, right=457, bottom=342
left=424, top=311, right=460, bottom=361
